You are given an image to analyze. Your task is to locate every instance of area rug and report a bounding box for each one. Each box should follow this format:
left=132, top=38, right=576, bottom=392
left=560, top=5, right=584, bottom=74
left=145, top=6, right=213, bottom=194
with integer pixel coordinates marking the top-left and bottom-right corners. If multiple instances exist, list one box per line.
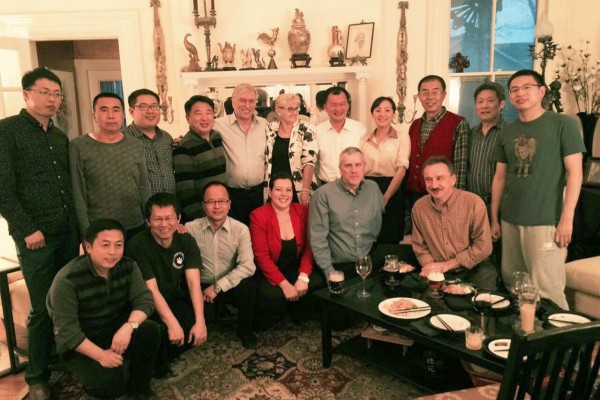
left=45, top=319, right=429, bottom=399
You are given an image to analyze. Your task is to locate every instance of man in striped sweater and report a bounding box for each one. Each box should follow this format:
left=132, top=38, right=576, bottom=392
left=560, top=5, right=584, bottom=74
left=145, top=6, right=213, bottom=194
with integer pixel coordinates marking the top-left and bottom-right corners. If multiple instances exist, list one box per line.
left=47, top=219, right=160, bottom=399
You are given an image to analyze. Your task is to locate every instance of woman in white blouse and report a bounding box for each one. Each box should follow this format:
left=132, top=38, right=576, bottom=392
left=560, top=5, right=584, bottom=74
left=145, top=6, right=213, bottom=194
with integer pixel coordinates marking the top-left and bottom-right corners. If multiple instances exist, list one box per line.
left=264, top=93, right=318, bottom=204
left=361, top=97, right=410, bottom=243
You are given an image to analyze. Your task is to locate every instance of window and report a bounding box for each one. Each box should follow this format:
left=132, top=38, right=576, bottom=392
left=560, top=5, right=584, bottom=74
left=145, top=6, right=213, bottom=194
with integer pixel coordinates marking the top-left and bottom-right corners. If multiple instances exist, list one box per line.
left=448, top=0, right=538, bottom=125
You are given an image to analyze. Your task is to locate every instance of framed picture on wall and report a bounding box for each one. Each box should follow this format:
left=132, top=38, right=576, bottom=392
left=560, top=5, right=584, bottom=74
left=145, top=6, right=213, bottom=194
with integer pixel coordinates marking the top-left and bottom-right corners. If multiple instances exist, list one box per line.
left=345, top=21, right=375, bottom=59
left=584, top=157, right=600, bottom=187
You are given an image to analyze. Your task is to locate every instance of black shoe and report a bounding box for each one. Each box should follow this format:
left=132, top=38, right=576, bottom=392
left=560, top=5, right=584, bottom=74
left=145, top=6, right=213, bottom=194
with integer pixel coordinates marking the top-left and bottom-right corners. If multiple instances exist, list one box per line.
left=153, top=366, right=175, bottom=379
left=236, top=329, right=257, bottom=349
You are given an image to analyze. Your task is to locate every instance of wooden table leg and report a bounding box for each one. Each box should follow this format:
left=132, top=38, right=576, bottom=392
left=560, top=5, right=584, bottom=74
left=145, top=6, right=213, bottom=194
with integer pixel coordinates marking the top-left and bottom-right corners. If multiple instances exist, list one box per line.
left=320, top=301, right=332, bottom=368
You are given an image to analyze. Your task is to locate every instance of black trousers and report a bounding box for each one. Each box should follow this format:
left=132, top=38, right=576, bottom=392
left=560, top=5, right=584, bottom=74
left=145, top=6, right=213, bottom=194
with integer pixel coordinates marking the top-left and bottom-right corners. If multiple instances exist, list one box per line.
left=151, top=297, right=196, bottom=375
left=227, top=184, right=264, bottom=226
left=64, top=319, right=160, bottom=399
left=202, top=277, right=257, bottom=332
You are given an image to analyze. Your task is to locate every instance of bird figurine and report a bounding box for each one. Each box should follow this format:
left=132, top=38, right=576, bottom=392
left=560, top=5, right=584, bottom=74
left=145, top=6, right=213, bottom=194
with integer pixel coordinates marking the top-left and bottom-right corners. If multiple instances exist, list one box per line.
left=181, top=34, right=202, bottom=72
left=257, top=27, right=279, bottom=47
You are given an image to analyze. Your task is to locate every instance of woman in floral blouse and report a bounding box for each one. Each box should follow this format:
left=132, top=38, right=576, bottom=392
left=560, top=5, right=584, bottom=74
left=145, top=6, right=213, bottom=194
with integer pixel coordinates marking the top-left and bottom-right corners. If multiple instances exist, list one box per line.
left=264, top=93, right=318, bottom=204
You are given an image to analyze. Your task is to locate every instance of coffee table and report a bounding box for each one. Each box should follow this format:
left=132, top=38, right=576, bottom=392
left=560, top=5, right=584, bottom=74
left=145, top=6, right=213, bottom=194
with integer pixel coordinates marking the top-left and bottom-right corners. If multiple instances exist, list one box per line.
left=315, top=274, right=514, bottom=379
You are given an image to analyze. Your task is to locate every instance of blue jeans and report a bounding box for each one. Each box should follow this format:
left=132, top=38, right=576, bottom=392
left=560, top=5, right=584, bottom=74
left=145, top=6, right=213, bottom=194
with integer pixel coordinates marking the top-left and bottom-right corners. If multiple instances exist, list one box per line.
left=15, top=228, right=79, bottom=385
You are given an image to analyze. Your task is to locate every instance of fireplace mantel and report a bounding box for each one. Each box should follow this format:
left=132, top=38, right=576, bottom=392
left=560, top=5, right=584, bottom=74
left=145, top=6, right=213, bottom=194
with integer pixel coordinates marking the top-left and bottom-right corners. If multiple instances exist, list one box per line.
left=181, top=66, right=372, bottom=123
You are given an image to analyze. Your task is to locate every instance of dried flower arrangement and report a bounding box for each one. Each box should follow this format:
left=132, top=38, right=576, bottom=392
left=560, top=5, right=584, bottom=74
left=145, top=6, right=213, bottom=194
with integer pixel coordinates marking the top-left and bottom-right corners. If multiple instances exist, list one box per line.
left=557, top=40, right=600, bottom=115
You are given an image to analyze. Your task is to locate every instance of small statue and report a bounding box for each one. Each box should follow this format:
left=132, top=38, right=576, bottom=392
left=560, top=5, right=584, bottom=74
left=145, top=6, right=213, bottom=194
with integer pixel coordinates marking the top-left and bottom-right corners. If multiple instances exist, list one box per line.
left=252, top=48, right=265, bottom=69
left=210, top=55, right=219, bottom=71
left=449, top=52, right=470, bottom=73
left=181, top=33, right=202, bottom=72
left=546, top=80, right=564, bottom=113
left=240, top=49, right=254, bottom=70
left=218, top=42, right=236, bottom=71
left=258, top=27, right=279, bottom=69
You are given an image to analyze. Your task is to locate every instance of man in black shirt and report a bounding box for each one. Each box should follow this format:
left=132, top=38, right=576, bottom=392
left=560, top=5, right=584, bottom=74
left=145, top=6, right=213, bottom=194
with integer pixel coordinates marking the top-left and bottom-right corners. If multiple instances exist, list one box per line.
left=127, top=193, right=207, bottom=377
left=0, top=68, right=79, bottom=400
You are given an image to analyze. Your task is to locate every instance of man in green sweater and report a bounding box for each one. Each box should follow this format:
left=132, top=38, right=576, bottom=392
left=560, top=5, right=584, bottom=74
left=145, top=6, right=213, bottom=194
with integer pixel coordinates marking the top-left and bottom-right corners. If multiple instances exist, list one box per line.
left=47, top=219, right=159, bottom=399
left=70, top=92, right=152, bottom=242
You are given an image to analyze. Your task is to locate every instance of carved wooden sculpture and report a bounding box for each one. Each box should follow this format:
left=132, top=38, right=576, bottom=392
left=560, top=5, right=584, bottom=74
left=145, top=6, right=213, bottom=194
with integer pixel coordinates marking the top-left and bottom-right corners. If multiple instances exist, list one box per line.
left=151, top=0, right=173, bottom=123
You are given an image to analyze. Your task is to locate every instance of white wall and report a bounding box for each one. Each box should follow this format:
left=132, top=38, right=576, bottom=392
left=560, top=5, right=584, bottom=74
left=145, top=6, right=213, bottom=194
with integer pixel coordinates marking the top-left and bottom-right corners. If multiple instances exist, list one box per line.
left=0, top=0, right=598, bottom=141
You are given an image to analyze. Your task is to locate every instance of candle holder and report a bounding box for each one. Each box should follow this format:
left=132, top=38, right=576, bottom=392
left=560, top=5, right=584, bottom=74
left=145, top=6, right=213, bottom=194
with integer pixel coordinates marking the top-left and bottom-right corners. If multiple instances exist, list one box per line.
left=193, top=0, right=217, bottom=71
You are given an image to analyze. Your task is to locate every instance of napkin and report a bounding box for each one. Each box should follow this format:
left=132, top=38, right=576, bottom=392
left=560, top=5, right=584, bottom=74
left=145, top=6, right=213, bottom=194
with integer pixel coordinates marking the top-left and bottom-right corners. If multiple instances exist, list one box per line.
left=400, top=273, right=428, bottom=291
left=410, top=319, right=442, bottom=337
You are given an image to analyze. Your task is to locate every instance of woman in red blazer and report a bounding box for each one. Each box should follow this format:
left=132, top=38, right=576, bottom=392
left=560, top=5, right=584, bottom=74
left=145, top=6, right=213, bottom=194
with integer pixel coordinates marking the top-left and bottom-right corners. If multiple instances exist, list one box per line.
left=249, top=172, right=324, bottom=325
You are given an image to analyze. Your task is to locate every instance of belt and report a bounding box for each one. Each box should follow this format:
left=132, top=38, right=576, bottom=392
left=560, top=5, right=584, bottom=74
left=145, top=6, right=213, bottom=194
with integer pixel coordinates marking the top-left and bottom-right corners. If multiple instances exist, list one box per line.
left=228, top=183, right=264, bottom=193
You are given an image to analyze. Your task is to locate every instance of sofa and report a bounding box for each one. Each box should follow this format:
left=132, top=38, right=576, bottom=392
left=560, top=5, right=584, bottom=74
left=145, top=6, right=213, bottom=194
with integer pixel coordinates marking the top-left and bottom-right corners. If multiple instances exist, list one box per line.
left=565, top=255, right=600, bottom=319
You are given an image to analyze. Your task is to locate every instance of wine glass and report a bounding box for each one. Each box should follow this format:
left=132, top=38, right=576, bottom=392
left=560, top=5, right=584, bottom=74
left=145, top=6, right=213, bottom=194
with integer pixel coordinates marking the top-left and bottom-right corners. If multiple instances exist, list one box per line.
left=355, top=255, right=373, bottom=298
left=426, top=265, right=445, bottom=298
left=383, top=254, right=399, bottom=286
left=472, top=288, right=493, bottom=339
left=511, top=271, right=533, bottom=298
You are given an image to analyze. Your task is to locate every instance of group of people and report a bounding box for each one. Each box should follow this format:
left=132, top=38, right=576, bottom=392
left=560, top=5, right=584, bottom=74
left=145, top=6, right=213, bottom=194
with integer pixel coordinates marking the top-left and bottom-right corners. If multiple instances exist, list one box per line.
left=0, top=65, right=584, bottom=399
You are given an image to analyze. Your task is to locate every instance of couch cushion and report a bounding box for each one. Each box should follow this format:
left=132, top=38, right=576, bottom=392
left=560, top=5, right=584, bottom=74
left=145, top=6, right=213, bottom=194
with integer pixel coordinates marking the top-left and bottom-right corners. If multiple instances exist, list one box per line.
left=566, top=256, right=600, bottom=296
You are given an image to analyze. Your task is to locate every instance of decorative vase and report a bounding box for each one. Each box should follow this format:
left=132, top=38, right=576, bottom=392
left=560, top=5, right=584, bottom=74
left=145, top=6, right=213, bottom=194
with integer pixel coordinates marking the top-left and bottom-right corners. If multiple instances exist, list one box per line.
left=288, top=8, right=312, bottom=68
left=578, top=112, right=599, bottom=162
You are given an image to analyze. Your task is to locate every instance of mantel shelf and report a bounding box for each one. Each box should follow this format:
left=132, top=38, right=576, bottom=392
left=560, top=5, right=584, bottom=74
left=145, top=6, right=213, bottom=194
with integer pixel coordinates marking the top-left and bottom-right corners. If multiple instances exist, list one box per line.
left=180, top=66, right=372, bottom=88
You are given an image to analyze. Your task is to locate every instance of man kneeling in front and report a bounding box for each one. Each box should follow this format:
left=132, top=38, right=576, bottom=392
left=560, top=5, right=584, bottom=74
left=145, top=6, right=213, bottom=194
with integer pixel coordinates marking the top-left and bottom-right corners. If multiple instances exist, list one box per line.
left=47, top=219, right=159, bottom=399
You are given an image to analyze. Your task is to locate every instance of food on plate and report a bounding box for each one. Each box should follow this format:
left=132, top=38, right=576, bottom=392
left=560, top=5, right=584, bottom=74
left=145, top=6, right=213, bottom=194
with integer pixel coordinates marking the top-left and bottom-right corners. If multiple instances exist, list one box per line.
left=398, top=263, right=415, bottom=273
left=443, top=284, right=472, bottom=295
left=388, top=298, right=415, bottom=314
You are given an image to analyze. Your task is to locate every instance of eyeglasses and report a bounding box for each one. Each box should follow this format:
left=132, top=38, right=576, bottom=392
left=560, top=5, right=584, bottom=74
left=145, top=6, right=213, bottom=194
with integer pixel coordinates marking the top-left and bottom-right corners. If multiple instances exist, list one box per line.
left=133, top=104, right=160, bottom=111
left=419, top=89, right=444, bottom=98
left=203, top=199, right=230, bottom=206
left=277, top=106, right=300, bottom=113
left=26, top=89, right=64, bottom=100
left=508, top=84, right=542, bottom=94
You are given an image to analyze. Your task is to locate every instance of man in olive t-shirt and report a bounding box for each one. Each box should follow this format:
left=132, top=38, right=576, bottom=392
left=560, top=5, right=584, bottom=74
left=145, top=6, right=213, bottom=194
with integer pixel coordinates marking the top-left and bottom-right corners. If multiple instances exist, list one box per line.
left=490, top=70, right=585, bottom=309
left=127, top=193, right=206, bottom=377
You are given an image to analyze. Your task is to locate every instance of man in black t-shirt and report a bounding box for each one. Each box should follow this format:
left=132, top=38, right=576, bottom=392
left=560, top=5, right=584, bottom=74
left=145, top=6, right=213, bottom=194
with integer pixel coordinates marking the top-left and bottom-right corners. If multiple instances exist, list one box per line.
left=127, top=193, right=206, bottom=377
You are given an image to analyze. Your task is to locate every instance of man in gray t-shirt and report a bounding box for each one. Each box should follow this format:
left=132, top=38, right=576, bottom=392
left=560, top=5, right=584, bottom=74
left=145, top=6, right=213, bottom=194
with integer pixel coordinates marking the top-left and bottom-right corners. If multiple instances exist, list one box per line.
left=490, top=70, right=585, bottom=309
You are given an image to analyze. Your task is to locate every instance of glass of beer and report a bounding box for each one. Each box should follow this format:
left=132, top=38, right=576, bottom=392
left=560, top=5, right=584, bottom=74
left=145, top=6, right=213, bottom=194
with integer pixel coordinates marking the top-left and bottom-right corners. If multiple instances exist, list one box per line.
left=383, top=254, right=399, bottom=286
left=426, top=265, right=445, bottom=298
left=327, top=270, right=345, bottom=295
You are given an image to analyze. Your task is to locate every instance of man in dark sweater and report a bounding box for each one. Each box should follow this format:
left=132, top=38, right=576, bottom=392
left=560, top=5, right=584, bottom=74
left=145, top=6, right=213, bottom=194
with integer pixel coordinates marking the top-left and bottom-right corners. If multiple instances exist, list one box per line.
left=127, top=193, right=207, bottom=378
left=0, top=67, right=79, bottom=400
left=47, top=219, right=159, bottom=399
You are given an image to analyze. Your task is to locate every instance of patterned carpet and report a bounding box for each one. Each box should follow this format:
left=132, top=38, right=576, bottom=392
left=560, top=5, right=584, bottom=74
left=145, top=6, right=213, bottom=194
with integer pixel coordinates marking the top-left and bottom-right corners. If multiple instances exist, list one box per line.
left=46, top=319, right=429, bottom=399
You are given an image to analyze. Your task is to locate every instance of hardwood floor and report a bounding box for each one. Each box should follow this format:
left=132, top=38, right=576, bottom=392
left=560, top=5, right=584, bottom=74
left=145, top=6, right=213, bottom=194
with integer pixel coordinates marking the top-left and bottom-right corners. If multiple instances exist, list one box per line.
left=0, top=371, right=27, bottom=400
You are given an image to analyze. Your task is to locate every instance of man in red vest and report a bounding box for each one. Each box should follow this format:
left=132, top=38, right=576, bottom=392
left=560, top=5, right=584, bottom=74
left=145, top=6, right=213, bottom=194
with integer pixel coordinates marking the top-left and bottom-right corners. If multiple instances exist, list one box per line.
left=407, top=75, right=470, bottom=209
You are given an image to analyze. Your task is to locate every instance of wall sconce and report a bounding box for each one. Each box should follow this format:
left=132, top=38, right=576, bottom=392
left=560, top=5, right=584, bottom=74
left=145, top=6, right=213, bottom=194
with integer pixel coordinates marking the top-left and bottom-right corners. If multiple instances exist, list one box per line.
left=193, top=0, right=217, bottom=71
left=396, top=94, right=418, bottom=124
left=160, top=96, right=174, bottom=123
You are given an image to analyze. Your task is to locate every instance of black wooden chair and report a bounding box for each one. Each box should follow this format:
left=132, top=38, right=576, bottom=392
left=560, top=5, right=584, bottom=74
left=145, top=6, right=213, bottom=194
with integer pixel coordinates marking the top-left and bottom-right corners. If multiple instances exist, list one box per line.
left=416, top=321, right=600, bottom=400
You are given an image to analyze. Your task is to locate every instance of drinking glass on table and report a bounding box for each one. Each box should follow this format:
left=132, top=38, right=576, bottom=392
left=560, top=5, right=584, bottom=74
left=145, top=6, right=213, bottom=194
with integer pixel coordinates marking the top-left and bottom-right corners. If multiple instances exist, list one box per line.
left=327, top=270, right=345, bottom=294
left=511, top=271, right=533, bottom=297
left=426, top=265, right=445, bottom=298
left=519, top=285, right=539, bottom=334
left=383, top=254, right=399, bottom=287
left=472, top=288, right=493, bottom=339
left=356, top=255, right=373, bottom=298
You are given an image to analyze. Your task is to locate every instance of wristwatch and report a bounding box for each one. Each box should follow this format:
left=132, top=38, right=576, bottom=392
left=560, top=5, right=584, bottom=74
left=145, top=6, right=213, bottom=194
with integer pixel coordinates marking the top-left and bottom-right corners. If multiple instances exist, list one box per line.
left=214, top=284, right=222, bottom=294
left=298, top=275, right=310, bottom=284
left=128, top=321, right=139, bottom=330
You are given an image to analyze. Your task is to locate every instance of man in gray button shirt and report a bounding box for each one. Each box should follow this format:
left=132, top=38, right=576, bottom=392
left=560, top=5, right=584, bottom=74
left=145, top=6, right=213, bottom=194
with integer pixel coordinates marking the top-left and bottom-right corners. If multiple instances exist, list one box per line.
left=309, top=147, right=384, bottom=279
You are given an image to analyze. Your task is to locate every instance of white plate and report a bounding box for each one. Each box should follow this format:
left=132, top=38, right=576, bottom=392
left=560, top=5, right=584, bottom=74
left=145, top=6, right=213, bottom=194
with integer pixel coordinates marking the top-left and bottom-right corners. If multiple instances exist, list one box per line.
left=442, top=284, right=474, bottom=296
left=490, top=294, right=511, bottom=309
left=487, top=339, right=511, bottom=359
left=378, top=297, right=431, bottom=320
left=428, top=314, right=471, bottom=332
left=547, top=312, right=591, bottom=327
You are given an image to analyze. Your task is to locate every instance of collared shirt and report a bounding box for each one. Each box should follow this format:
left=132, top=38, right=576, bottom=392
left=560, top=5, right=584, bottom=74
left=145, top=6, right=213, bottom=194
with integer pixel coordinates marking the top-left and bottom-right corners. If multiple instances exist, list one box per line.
left=0, top=109, right=76, bottom=240
left=185, top=216, right=256, bottom=292
left=213, top=113, right=267, bottom=188
left=264, top=120, right=318, bottom=195
left=361, top=126, right=410, bottom=177
left=467, top=117, right=508, bottom=201
left=411, top=189, right=492, bottom=269
left=419, top=107, right=470, bottom=189
left=309, top=178, right=384, bottom=276
left=123, top=123, right=176, bottom=194
left=314, top=118, right=366, bottom=182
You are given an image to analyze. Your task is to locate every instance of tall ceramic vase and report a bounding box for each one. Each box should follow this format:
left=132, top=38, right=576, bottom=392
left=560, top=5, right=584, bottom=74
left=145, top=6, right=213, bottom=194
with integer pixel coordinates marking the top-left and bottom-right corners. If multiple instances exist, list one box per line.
left=578, top=112, right=599, bottom=163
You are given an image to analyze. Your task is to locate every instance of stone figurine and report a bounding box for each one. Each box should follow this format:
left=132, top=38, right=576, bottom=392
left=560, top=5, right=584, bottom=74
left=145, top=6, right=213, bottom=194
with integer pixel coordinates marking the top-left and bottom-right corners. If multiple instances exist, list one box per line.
left=252, top=48, right=265, bottom=69
left=218, top=42, right=236, bottom=70
left=240, top=49, right=254, bottom=70
left=181, top=33, right=202, bottom=72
